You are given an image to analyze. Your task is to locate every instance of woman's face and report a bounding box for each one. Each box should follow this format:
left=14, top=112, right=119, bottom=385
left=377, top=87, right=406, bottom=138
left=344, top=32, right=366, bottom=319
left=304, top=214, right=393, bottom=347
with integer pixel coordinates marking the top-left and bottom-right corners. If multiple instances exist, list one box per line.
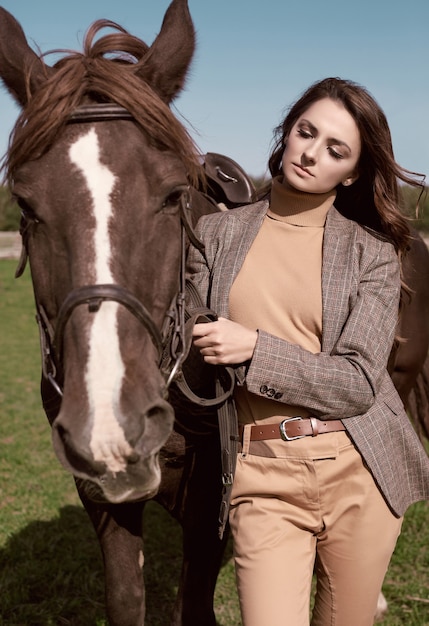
left=281, top=98, right=361, bottom=194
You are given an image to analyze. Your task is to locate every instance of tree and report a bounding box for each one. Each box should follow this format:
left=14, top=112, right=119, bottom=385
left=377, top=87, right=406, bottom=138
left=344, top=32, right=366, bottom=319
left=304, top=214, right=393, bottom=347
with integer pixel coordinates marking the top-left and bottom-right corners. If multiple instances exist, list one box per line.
left=0, top=186, right=19, bottom=230
left=400, top=185, right=429, bottom=233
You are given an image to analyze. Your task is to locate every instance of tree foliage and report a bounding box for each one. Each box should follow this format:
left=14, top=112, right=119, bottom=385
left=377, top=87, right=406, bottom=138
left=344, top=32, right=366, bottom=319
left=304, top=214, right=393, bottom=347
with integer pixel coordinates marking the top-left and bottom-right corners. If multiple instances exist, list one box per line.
left=0, top=185, right=19, bottom=231
left=400, top=185, right=429, bottom=233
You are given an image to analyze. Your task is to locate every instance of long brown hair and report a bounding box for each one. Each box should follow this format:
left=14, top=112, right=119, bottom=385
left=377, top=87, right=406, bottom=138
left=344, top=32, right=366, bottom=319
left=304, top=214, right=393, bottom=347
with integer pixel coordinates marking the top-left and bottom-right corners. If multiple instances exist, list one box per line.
left=264, top=77, right=425, bottom=255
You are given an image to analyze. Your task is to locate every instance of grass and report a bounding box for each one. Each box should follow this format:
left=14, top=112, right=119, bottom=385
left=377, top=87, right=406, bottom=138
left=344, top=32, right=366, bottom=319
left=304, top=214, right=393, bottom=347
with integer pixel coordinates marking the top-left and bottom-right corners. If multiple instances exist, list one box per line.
left=0, top=257, right=428, bottom=625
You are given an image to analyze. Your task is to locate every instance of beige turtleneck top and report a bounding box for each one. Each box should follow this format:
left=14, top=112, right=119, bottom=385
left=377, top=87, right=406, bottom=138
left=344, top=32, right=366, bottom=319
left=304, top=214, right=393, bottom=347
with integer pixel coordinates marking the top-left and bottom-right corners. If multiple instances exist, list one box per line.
left=229, top=176, right=336, bottom=425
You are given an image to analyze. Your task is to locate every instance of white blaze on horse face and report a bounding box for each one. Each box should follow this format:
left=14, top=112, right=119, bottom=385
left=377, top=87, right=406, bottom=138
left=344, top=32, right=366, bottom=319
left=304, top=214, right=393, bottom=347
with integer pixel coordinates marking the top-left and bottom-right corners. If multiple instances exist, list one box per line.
left=69, top=128, right=133, bottom=474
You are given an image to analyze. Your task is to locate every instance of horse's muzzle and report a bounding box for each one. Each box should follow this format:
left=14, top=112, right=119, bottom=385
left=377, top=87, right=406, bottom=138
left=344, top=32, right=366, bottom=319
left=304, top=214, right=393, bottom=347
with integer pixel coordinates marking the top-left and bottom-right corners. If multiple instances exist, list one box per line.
left=51, top=399, right=174, bottom=502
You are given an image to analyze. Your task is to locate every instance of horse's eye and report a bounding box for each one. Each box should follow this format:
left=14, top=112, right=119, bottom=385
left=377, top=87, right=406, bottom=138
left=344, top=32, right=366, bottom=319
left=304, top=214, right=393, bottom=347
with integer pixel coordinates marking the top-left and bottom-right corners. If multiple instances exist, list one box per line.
left=160, top=187, right=187, bottom=214
left=17, top=198, right=40, bottom=223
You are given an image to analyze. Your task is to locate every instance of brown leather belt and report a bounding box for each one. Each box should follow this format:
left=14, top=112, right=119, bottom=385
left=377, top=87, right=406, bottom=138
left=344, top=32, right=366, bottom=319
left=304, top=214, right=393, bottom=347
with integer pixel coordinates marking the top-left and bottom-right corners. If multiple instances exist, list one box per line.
left=239, top=417, right=346, bottom=442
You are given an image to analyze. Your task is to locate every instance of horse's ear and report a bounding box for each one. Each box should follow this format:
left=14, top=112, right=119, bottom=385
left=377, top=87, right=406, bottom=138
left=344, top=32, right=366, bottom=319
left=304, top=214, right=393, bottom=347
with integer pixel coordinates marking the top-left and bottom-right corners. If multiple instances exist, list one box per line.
left=0, top=7, right=53, bottom=106
left=138, top=0, right=195, bottom=104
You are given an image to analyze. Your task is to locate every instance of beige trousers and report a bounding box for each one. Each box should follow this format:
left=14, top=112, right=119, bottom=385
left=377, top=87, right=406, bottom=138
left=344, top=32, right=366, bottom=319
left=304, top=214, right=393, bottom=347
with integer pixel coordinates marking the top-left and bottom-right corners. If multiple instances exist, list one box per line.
left=229, top=428, right=403, bottom=626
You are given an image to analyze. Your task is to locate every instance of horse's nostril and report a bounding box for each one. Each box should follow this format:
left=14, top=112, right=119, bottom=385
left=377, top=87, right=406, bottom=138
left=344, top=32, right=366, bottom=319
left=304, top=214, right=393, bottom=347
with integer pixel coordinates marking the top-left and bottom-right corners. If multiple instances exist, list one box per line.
left=52, top=420, right=102, bottom=478
left=147, top=406, right=159, bottom=419
left=127, top=451, right=140, bottom=464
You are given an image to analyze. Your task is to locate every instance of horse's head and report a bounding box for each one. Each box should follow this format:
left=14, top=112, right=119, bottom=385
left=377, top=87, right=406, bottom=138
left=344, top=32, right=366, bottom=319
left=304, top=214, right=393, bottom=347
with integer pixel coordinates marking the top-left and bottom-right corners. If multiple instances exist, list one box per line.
left=0, top=0, right=205, bottom=503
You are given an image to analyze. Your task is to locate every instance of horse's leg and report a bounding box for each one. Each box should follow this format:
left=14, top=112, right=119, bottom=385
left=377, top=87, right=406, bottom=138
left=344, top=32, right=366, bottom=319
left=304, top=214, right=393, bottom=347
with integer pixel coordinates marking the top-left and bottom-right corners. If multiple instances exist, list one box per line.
left=163, top=434, right=228, bottom=626
left=77, top=487, right=146, bottom=626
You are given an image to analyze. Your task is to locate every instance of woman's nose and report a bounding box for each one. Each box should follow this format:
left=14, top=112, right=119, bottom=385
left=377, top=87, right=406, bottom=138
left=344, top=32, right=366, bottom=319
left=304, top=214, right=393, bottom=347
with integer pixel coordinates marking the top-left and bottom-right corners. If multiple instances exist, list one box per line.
left=302, top=148, right=317, bottom=165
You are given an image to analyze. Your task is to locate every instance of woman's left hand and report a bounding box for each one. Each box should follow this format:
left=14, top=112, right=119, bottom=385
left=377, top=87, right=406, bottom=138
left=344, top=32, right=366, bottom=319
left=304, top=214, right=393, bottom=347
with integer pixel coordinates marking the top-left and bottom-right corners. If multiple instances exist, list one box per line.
left=192, top=317, right=258, bottom=365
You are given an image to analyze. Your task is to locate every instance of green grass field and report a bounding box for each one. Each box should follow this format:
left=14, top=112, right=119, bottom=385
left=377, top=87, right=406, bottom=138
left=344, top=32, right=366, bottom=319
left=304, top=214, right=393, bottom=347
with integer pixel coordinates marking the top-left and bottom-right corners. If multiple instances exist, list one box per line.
left=0, top=258, right=428, bottom=625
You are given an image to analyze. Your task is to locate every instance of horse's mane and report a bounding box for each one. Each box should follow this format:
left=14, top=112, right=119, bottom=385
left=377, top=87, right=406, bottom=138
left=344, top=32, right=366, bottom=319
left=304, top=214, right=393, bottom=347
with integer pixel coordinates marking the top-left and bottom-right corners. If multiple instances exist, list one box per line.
left=3, top=20, right=202, bottom=186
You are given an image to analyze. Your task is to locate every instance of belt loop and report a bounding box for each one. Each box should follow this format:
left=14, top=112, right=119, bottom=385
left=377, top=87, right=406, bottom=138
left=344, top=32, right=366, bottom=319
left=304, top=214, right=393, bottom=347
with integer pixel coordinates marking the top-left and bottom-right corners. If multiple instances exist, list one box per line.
left=241, top=424, right=252, bottom=457
left=310, top=417, right=319, bottom=437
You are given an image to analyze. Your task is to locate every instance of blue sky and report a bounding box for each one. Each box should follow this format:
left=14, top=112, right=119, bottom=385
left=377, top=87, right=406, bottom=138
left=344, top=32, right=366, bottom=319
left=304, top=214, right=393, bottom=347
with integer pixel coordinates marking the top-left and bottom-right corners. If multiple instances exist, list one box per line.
left=0, top=0, right=428, bottom=179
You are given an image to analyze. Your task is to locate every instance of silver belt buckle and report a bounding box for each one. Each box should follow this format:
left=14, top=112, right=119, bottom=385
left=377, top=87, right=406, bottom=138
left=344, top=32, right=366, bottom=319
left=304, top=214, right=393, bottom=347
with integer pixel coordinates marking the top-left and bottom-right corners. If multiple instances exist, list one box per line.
left=279, top=416, right=304, bottom=441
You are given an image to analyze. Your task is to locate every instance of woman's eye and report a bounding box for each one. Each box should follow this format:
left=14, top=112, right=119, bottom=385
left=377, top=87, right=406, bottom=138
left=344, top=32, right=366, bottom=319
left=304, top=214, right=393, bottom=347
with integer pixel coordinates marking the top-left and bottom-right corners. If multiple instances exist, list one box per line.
left=328, top=148, right=343, bottom=160
left=298, top=128, right=312, bottom=139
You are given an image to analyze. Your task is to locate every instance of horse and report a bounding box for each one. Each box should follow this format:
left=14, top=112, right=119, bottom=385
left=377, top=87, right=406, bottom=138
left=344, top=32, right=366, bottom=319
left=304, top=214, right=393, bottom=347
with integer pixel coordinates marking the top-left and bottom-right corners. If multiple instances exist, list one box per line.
left=390, top=230, right=429, bottom=441
left=0, top=1, right=428, bottom=625
left=0, top=2, right=239, bottom=624
left=375, top=229, right=429, bottom=622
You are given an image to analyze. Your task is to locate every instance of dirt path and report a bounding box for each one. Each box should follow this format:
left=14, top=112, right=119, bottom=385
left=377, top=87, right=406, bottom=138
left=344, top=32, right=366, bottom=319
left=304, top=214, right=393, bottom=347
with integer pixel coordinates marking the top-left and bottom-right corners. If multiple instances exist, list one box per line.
left=0, top=231, right=21, bottom=259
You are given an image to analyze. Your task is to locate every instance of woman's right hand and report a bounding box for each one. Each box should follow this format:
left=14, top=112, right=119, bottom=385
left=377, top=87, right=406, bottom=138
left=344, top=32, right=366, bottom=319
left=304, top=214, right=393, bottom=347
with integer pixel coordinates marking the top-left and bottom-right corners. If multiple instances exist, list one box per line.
left=192, top=317, right=257, bottom=365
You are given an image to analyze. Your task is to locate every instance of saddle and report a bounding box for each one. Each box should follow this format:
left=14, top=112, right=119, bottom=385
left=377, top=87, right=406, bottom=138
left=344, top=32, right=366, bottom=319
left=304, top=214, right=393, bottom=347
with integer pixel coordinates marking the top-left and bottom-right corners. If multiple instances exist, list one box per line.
left=201, top=152, right=256, bottom=208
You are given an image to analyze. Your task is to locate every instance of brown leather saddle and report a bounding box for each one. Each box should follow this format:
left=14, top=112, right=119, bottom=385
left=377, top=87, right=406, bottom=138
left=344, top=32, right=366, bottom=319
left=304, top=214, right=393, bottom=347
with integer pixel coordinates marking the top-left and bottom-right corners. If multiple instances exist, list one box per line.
left=202, top=152, right=256, bottom=208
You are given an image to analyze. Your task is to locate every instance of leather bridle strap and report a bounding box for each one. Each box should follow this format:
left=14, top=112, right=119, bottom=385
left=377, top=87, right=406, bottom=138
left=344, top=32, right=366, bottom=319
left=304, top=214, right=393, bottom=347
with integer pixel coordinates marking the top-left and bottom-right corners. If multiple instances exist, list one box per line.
left=53, top=284, right=164, bottom=362
left=173, top=308, right=235, bottom=407
left=179, top=194, right=205, bottom=253
left=68, top=103, right=135, bottom=123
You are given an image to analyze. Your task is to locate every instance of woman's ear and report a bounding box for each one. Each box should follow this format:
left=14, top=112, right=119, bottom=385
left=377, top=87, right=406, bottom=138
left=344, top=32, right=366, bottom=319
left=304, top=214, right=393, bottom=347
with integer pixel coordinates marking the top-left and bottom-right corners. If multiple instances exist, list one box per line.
left=342, top=171, right=359, bottom=187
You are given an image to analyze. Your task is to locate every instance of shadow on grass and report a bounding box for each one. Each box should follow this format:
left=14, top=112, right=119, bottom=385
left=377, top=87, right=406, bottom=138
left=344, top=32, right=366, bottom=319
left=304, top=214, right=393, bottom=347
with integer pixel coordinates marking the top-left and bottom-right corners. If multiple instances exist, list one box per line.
left=0, top=502, right=235, bottom=626
left=0, top=505, right=106, bottom=625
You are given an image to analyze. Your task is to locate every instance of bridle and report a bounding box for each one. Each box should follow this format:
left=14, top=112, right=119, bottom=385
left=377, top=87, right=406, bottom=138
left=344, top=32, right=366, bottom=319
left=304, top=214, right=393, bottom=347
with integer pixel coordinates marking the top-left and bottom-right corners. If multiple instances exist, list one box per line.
left=21, top=103, right=231, bottom=403
left=17, top=102, right=238, bottom=538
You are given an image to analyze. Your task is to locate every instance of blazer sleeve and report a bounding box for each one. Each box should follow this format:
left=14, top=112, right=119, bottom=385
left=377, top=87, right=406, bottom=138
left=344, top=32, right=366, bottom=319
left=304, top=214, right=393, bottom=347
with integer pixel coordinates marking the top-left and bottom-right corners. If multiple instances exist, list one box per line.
left=245, top=238, right=401, bottom=418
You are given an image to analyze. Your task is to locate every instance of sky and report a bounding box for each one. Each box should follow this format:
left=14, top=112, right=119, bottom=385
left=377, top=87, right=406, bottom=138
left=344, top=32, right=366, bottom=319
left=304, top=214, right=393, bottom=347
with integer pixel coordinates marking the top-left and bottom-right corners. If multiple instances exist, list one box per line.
left=0, top=0, right=428, bottom=180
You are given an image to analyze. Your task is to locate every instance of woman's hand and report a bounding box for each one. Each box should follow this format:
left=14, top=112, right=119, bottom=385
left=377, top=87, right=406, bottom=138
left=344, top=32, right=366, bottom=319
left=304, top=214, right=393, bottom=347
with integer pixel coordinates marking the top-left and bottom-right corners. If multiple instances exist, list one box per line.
left=192, top=317, right=258, bottom=365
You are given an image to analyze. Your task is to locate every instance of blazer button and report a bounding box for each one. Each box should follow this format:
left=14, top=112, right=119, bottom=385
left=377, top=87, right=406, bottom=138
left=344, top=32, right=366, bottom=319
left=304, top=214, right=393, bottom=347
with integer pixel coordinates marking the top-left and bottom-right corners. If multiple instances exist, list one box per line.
left=274, top=392, right=283, bottom=400
left=260, top=385, right=268, bottom=394
left=266, top=388, right=276, bottom=398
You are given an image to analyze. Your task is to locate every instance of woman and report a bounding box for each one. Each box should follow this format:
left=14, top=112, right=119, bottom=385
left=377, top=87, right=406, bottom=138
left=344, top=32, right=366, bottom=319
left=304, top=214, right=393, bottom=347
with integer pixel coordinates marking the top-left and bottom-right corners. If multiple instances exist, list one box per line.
left=187, top=77, right=429, bottom=625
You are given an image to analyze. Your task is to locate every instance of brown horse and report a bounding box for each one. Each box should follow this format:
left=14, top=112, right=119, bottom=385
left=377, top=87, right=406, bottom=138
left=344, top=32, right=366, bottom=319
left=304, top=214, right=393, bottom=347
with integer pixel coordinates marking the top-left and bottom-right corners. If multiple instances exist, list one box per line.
left=0, top=1, right=428, bottom=625
left=390, top=230, right=429, bottom=440
left=0, top=2, right=234, bottom=624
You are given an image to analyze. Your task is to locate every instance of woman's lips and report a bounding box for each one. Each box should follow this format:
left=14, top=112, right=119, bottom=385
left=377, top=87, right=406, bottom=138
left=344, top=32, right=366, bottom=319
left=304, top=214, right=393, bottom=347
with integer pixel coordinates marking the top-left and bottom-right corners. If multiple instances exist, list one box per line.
left=292, top=163, right=314, bottom=177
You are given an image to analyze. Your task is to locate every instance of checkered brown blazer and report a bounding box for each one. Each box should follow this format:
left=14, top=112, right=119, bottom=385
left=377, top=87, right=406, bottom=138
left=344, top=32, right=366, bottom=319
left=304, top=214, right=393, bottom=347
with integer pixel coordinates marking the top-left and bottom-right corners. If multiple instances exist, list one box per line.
left=187, top=200, right=429, bottom=516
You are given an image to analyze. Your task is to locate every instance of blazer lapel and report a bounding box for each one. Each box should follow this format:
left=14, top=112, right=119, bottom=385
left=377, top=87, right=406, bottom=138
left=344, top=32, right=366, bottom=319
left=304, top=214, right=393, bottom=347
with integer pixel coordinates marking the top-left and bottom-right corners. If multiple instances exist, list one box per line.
left=321, top=208, right=356, bottom=352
